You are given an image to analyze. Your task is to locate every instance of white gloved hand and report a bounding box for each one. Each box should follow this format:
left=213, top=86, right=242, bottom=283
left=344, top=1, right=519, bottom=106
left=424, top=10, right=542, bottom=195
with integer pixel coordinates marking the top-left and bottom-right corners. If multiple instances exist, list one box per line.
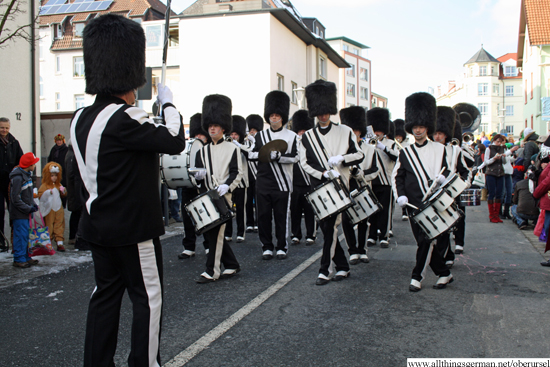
left=323, top=169, right=340, bottom=179
left=270, top=151, right=281, bottom=160
left=247, top=134, right=255, bottom=142
left=376, top=141, right=386, bottom=151
left=397, top=196, right=409, bottom=208
left=217, top=184, right=229, bottom=196
left=192, top=169, right=206, bottom=180
left=157, top=83, right=173, bottom=106
left=436, top=174, right=446, bottom=185
left=328, top=155, right=344, bottom=166
left=232, top=139, right=241, bottom=148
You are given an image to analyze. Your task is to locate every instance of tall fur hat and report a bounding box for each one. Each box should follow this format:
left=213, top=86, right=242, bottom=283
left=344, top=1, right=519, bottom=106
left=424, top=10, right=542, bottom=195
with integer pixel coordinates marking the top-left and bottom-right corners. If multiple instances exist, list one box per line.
left=453, top=115, right=463, bottom=145
left=246, top=114, right=264, bottom=132
left=83, top=14, right=146, bottom=95
left=367, top=107, right=390, bottom=135
left=230, top=115, right=247, bottom=144
left=435, top=106, right=456, bottom=144
left=394, top=119, right=406, bottom=139
left=202, top=94, right=232, bottom=133
left=264, top=91, right=290, bottom=126
left=291, top=110, right=314, bottom=133
left=339, top=106, right=367, bottom=138
left=405, top=92, right=437, bottom=136
left=189, top=113, right=204, bottom=138
left=387, top=120, right=396, bottom=140
left=305, top=79, right=338, bottom=118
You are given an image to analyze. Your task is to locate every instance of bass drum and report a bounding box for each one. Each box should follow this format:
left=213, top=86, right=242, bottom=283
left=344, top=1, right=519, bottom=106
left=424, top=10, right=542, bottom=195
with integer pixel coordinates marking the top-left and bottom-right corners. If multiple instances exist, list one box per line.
left=160, top=138, right=204, bottom=189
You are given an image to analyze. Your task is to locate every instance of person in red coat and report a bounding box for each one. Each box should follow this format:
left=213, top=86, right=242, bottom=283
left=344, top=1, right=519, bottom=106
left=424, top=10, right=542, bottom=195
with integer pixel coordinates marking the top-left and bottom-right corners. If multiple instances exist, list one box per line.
left=532, top=147, right=550, bottom=266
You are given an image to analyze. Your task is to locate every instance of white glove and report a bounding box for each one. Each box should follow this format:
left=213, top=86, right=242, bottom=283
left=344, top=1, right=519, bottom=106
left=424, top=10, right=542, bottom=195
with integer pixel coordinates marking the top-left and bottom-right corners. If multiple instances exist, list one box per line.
left=192, top=169, right=206, bottom=180
left=217, top=184, right=229, bottom=196
left=270, top=151, right=281, bottom=160
left=232, top=139, right=241, bottom=148
left=157, top=83, right=173, bottom=106
left=397, top=196, right=409, bottom=208
left=376, top=141, right=386, bottom=151
left=323, top=169, right=340, bottom=179
left=247, top=134, right=255, bottom=142
left=436, top=174, right=446, bottom=185
left=328, top=155, right=344, bottom=166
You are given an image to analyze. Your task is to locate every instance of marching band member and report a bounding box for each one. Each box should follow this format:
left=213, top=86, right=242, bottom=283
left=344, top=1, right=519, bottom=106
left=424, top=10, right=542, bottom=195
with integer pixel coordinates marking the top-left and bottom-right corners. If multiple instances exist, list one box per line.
left=244, top=114, right=263, bottom=233
left=299, top=79, right=364, bottom=285
left=226, top=115, right=249, bottom=243
left=339, top=106, right=378, bottom=265
left=193, top=95, right=243, bottom=283
left=290, top=110, right=316, bottom=246
left=178, top=113, right=210, bottom=259
left=393, top=119, right=410, bottom=221
left=392, top=92, right=453, bottom=292
left=367, top=108, right=399, bottom=248
left=432, top=106, right=471, bottom=268
left=75, top=14, right=186, bottom=366
left=247, top=91, right=298, bottom=260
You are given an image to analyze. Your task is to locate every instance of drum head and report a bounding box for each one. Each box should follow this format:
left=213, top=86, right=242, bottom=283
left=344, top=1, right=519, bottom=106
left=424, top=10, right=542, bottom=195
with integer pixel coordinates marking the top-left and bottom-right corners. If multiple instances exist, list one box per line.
left=187, top=138, right=204, bottom=169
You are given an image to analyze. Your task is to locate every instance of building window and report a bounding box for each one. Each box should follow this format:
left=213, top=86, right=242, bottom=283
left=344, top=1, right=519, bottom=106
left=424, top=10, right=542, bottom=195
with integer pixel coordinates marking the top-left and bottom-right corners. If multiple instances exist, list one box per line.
left=360, top=67, right=368, bottom=81
left=346, top=83, right=355, bottom=97
left=525, top=79, right=528, bottom=104
left=346, top=64, right=355, bottom=77
left=505, top=85, right=514, bottom=97
left=53, top=23, right=63, bottom=39
left=504, top=66, right=517, bottom=77
left=491, top=65, right=496, bottom=76
left=74, top=23, right=84, bottom=38
left=75, top=94, right=85, bottom=109
left=360, top=87, right=368, bottom=100
left=505, top=125, right=514, bottom=135
left=319, top=56, right=327, bottom=79
left=479, top=123, right=489, bottom=133
left=146, top=25, right=162, bottom=48
left=74, top=56, right=84, bottom=77
left=478, top=103, right=488, bottom=115
left=343, top=44, right=349, bottom=52
left=478, top=83, right=488, bottom=96
left=352, top=49, right=359, bottom=56
left=506, top=105, right=514, bottom=116
left=55, top=92, right=61, bottom=111
left=291, top=81, right=297, bottom=104
left=493, top=84, right=499, bottom=96
left=531, top=73, right=533, bottom=99
left=277, top=74, right=284, bottom=91
left=479, top=66, right=487, bottom=76
left=56, top=55, right=61, bottom=73
left=39, top=77, right=43, bottom=98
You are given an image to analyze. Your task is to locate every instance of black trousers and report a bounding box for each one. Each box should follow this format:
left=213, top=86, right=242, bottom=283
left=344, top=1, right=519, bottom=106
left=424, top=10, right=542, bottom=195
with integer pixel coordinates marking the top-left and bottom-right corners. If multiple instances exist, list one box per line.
left=0, top=180, right=9, bottom=242
left=257, top=189, right=290, bottom=253
left=84, top=238, right=163, bottom=367
left=368, top=185, right=392, bottom=240
left=454, top=204, right=466, bottom=247
left=69, top=209, right=81, bottom=240
left=203, top=222, right=239, bottom=279
left=225, top=187, right=246, bottom=238
left=319, top=214, right=349, bottom=276
left=246, top=176, right=257, bottom=227
left=181, top=187, right=209, bottom=252
left=436, top=233, right=455, bottom=263
left=290, top=185, right=316, bottom=240
left=342, top=213, right=369, bottom=255
left=408, top=215, right=450, bottom=282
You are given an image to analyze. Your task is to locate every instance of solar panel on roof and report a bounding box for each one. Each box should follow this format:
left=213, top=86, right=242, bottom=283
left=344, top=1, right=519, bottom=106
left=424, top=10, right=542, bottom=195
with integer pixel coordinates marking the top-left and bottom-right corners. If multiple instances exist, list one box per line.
left=39, top=0, right=112, bottom=15
left=96, top=1, right=111, bottom=11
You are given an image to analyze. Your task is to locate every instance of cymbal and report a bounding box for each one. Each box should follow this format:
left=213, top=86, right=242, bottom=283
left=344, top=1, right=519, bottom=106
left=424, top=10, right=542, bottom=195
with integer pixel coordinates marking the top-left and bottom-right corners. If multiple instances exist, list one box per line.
left=258, top=139, right=288, bottom=163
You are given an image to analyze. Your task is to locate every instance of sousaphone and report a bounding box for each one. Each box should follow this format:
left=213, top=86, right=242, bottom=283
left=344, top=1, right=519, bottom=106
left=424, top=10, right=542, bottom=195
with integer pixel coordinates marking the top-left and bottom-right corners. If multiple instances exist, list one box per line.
left=452, top=103, right=481, bottom=134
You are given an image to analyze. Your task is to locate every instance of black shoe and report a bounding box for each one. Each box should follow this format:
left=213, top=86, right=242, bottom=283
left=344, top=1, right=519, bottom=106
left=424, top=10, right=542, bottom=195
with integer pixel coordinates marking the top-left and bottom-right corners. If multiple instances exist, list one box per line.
left=246, top=226, right=254, bottom=233
left=315, top=277, right=330, bottom=286
left=409, top=284, right=421, bottom=292
left=178, top=250, right=195, bottom=259
left=541, top=260, right=550, bottom=267
left=262, top=250, right=273, bottom=260
left=367, top=239, right=376, bottom=247
left=380, top=239, right=389, bottom=248
left=359, top=254, right=369, bottom=263
left=220, top=268, right=241, bottom=279
left=433, top=275, right=454, bottom=289
left=196, top=274, right=216, bottom=283
left=331, top=271, right=350, bottom=281
left=13, top=261, right=30, bottom=268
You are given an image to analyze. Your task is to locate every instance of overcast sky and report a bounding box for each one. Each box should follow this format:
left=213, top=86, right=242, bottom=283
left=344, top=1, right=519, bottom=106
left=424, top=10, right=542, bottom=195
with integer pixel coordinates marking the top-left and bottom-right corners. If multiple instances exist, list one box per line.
left=168, top=0, right=522, bottom=119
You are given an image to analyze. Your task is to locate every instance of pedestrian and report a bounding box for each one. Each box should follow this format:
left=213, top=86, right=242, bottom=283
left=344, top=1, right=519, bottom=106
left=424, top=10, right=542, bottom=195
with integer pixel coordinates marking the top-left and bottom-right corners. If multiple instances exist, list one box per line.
left=48, top=134, right=69, bottom=207
left=37, top=162, right=67, bottom=251
left=499, top=143, right=517, bottom=219
left=0, top=117, right=23, bottom=252
left=64, top=141, right=86, bottom=249
left=74, top=14, right=186, bottom=367
left=511, top=176, right=539, bottom=230
left=521, top=127, right=539, bottom=169
left=9, top=152, right=40, bottom=268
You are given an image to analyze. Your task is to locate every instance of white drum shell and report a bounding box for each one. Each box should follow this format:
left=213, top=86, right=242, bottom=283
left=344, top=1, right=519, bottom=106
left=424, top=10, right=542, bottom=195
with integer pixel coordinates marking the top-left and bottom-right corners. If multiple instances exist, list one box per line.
left=441, top=174, right=468, bottom=199
left=459, top=188, right=481, bottom=206
left=307, top=180, right=352, bottom=221
left=346, top=186, right=382, bottom=225
left=160, top=138, right=203, bottom=189
left=429, top=189, right=455, bottom=212
left=411, top=204, right=462, bottom=240
left=185, top=194, right=222, bottom=233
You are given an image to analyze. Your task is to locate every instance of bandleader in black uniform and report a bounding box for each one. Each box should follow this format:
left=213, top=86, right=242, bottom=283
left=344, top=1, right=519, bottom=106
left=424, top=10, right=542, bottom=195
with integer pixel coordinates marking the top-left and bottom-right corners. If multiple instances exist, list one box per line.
left=73, top=14, right=186, bottom=367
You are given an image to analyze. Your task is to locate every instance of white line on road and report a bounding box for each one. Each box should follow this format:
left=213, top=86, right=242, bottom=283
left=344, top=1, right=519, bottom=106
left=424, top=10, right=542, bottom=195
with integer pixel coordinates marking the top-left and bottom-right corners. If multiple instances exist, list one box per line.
left=163, top=249, right=323, bottom=367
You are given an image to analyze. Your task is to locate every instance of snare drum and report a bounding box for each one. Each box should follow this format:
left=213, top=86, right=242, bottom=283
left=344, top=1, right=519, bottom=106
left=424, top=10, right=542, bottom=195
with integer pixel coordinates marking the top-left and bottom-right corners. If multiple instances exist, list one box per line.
left=346, top=186, right=382, bottom=225
left=411, top=202, right=463, bottom=240
left=184, top=189, right=234, bottom=235
left=459, top=188, right=481, bottom=206
left=441, top=173, right=468, bottom=199
left=428, top=188, right=455, bottom=212
left=160, top=138, right=204, bottom=189
left=306, top=178, right=353, bottom=221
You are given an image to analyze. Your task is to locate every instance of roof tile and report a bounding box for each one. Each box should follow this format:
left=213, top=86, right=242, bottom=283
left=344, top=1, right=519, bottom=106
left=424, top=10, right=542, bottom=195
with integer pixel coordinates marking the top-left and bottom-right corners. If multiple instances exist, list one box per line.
left=524, top=0, right=550, bottom=45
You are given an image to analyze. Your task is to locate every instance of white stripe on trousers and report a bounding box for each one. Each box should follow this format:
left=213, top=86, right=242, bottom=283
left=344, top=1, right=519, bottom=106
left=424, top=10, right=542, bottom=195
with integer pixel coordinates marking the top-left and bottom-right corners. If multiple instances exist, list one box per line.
left=213, top=224, right=226, bottom=279
left=328, top=214, right=342, bottom=274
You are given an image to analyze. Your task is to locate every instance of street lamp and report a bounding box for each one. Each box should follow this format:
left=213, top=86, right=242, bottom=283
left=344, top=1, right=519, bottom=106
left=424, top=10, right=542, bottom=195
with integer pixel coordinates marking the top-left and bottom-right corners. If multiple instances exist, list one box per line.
left=293, top=87, right=305, bottom=110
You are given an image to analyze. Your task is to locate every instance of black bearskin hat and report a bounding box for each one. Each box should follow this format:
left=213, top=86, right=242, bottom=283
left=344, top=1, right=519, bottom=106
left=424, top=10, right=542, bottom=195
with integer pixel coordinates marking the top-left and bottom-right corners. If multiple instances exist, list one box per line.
left=291, top=110, right=314, bottom=134
left=453, top=115, right=463, bottom=145
left=305, top=79, right=338, bottom=118
left=339, top=106, right=367, bottom=138
left=405, top=92, right=437, bottom=136
left=387, top=120, right=396, bottom=140
left=264, top=91, right=290, bottom=126
left=83, top=14, right=146, bottom=95
left=435, top=106, right=456, bottom=144
left=394, top=119, right=406, bottom=140
left=189, top=113, right=205, bottom=138
left=367, top=107, right=390, bottom=135
left=202, top=94, right=232, bottom=133
left=230, top=115, right=247, bottom=144
left=246, top=114, right=264, bottom=132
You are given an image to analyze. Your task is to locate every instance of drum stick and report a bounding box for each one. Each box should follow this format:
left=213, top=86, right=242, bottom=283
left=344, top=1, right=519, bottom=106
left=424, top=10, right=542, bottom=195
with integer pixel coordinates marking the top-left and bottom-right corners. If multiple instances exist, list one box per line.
left=422, top=167, right=445, bottom=202
left=406, top=203, right=419, bottom=210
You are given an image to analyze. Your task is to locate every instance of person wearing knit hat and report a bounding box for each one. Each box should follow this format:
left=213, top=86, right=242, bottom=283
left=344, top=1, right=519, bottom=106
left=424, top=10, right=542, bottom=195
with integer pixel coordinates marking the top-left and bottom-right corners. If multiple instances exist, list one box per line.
left=75, top=14, right=186, bottom=366
left=392, top=92, right=454, bottom=292
left=243, top=114, right=264, bottom=233
left=522, top=127, right=539, bottom=169
left=244, top=90, right=298, bottom=261
left=301, top=80, right=365, bottom=285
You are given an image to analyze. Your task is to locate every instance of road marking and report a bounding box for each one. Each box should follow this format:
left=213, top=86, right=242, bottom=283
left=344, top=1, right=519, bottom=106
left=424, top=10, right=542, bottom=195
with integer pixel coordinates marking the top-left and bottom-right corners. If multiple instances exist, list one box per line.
left=163, top=250, right=322, bottom=367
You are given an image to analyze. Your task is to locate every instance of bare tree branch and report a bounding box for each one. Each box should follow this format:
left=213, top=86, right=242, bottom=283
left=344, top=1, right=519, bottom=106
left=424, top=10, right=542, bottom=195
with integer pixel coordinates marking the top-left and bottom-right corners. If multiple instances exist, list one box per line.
left=0, top=0, right=40, bottom=48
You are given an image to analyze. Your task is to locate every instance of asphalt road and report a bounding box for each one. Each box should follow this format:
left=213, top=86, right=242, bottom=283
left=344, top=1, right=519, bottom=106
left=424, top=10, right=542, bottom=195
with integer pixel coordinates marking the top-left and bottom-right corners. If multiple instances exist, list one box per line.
left=0, top=204, right=549, bottom=367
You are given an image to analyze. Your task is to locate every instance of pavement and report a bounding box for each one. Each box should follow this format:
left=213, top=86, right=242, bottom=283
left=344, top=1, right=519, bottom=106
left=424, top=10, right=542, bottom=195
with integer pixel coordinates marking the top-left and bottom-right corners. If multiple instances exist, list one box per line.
left=0, top=202, right=549, bottom=366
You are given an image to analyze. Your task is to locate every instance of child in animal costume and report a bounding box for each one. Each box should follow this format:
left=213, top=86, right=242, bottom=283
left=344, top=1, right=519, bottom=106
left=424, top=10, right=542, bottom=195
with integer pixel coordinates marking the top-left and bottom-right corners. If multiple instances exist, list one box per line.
left=38, top=162, right=67, bottom=251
